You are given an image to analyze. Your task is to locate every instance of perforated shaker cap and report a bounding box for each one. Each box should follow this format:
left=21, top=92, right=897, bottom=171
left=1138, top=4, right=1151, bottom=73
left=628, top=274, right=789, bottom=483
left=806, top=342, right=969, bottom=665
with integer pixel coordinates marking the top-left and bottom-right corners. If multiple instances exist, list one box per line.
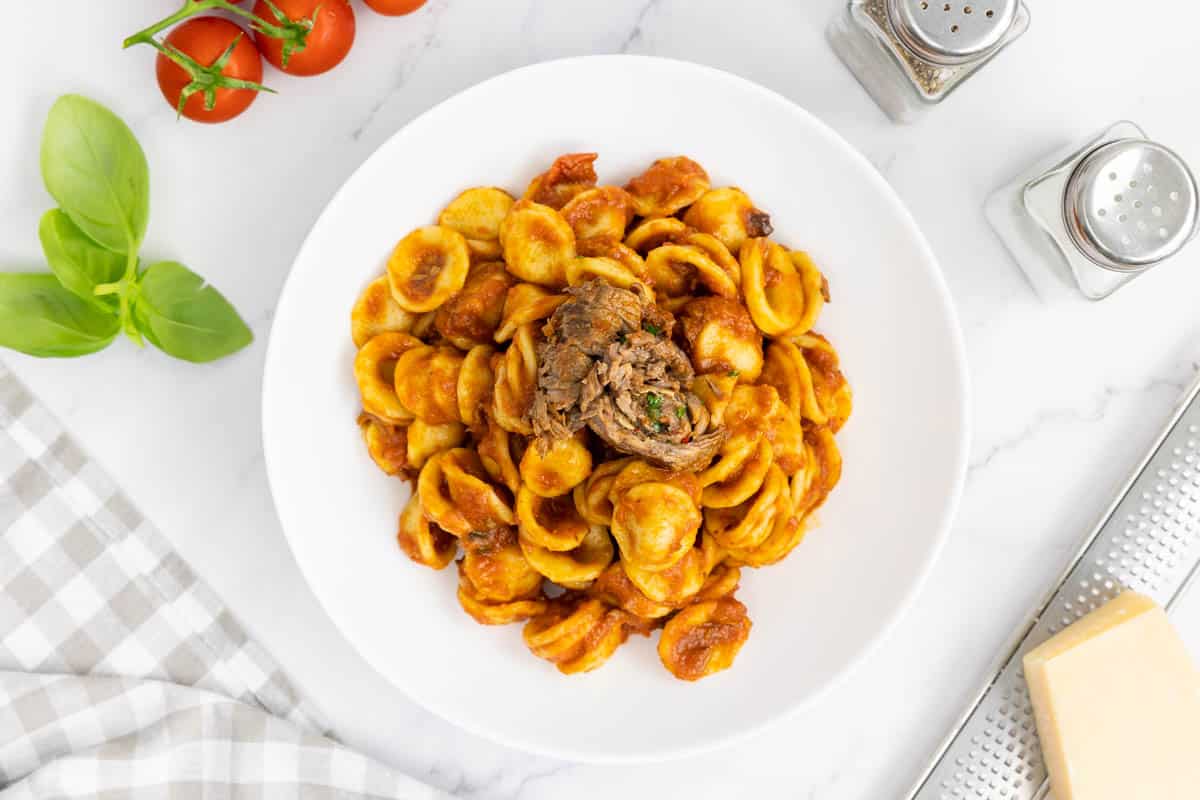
left=886, top=0, right=1018, bottom=65
left=1064, top=139, right=1199, bottom=273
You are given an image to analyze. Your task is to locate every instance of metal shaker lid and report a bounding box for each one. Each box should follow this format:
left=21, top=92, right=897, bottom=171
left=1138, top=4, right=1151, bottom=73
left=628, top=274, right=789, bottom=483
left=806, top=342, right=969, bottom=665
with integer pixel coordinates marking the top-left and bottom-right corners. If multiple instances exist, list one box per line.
left=886, top=0, right=1018, bottom=65
left=1064, top=139, right=1199, bottom=273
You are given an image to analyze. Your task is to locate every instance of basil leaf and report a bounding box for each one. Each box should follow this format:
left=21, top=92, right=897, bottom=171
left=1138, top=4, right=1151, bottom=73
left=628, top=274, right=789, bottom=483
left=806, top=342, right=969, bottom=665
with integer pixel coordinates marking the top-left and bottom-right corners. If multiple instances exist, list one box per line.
left=38, top=209, right=125, bottom=308
left=132, top=262, right=252, bottom=363
left=0, top=274, right=119, bottom=357
left=40, top=95, right=150, bottom=253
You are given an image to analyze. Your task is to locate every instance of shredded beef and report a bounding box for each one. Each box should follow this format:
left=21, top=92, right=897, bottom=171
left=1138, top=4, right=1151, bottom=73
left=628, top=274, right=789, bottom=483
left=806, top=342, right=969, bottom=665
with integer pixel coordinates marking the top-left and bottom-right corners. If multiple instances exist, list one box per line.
left=530, top=280, right=725, bottom=472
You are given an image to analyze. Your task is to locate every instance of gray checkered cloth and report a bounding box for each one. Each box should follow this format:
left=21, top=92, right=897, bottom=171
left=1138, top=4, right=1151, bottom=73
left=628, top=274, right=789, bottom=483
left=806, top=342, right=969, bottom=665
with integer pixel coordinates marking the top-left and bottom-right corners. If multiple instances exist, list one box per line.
left=0, top=364, right=443, bottom=799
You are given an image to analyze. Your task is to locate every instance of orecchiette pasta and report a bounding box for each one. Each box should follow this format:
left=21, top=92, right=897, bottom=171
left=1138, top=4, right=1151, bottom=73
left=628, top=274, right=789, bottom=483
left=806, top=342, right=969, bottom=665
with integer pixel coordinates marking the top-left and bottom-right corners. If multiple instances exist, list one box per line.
left=608, top=459, right=702, bottom=508
left=620, top=533, right=721, bottom=606
left=523, top=152, right=598, bottom=210
left=519, top=433, right=592, bottom=498
left=684, top=232, right=741, bottom=286
left=437, top=186, right=515, bottom=244
left=460, top=527, right=543, bottom=602
left=792, top=333, right=853, bottom=433
left=699, top=436, right=774, bottom=509
left=681, top=187, right=773, bottom=254
left=458, top=563, right=547, bottom=625
left=491, top=323, right=539, bottom=434
left=560, top=186, right=634, bottom=241
left=785, top=250, right=828, bottom=336
left=434, top=262, right=514, bottom=350
left=589, top=562, right=675, bottom=620
left=565, top=256, right=644, bottom=291
left=386, top=225, right=471, bottom=313
left=396, top=493, right=456, bottom=570
left=658, top=597, right=752, bottom=681
left=740, top=237, right=806, bottom=336
left=417, top=448, right=514, bottom=536
left=409, top=309, right=438, bottom=340
left=354, top=332, right=423, bottom=424
left=794, top=424, right=843, bottom=517
left=358, top=413, right=409, bottom=476
left=572, top=456, right=634, bottom=526
left=475, top=417, right=523, bottom=495
left=677, top=296, right=763, bottom=381
left=405, top=419, right=466, bottom=470
left=690, top=373, right=740, bottom=427
left=519, top=523, right=614, bottom=589
left=611, top=481, right=703, bottom=572
left=643, top=244, right=739, bottom=299
left=575, top=237, right=647, bottom=280
left=623, top=216, right=690, bottom=253
left=516, top=487, right=590, bottom=552
left=759, top=336, right=852, bottom=432
left=351, top=275, right=416, bottom=348
left=456, top=344, right=496, bottom=431
left=499, top=200, right=576, bottom=288
left=394, top=345, right=464, bottom=424
left=353, top=153, right=852, bottom=680
left=524, top=596, right=643, bottom=674
left=695, top=561, right=741, bottom=603
left=624, top=156, right=710, bottom=218
left=494, top=282, right=567, bottom=343
left=703, top=463, right=789, bottom=552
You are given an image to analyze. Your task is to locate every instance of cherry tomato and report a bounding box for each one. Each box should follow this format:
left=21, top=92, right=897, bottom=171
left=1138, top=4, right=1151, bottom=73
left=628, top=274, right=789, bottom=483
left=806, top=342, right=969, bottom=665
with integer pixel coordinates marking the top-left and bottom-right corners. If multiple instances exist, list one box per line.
left=253, top=0, right=355, bottom=76
left=156, top=17, right=264, bottom=124
left=363, top=0, right=428, bottom=15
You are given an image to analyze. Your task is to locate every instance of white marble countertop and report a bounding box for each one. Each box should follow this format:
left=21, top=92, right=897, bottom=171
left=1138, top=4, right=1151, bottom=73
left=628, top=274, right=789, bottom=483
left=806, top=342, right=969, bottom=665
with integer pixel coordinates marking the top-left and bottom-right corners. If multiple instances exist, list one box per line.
left=4, top=1, right=1200, bottom=796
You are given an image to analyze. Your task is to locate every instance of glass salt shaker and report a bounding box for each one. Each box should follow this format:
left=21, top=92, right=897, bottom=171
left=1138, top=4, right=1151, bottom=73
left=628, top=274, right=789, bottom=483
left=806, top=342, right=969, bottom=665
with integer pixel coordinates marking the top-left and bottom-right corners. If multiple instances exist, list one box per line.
left=827, top=0, right=1030, bottom=122
left=985, top=122, right=1200, bottom=301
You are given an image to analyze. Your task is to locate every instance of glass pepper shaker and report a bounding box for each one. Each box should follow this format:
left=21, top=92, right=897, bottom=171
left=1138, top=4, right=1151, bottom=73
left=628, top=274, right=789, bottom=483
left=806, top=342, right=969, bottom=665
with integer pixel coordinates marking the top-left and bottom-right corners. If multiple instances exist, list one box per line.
left=985, top=122, right=1200, bottom=301
left=827, top=0, right=1030, bottom=122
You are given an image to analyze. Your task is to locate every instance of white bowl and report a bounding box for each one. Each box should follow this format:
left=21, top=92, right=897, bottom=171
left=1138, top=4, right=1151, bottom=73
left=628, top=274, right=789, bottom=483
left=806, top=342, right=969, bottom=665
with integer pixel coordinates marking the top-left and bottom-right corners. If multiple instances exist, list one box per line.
left=262, top=55, right=969, bottom=763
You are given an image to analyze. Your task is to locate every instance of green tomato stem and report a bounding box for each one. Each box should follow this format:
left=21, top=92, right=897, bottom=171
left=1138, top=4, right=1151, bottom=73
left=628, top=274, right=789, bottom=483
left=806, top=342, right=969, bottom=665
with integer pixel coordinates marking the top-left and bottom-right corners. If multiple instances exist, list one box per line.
left=123, top=0, right=230, bottom=49
left=123, top=0, right=312, bottom=51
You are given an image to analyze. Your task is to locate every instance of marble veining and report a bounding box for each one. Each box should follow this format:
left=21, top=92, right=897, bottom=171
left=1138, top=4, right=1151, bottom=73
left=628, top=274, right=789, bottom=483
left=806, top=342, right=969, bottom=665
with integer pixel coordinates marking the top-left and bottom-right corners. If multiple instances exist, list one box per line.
left=3, top=1, right=1200, bottom=798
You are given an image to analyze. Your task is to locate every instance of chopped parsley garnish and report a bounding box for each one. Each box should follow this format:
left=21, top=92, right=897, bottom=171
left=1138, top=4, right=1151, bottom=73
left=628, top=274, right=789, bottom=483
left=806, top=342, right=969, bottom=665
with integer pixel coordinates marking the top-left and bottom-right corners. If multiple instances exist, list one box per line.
left=675, top=406, right=687, bottom=419
left=654, top=421, right=668, bottom=433
left=728, top=369, right=740, bottom=378
left=617, top=332, right=626, bottom=344
left=645, top=392, right=662, bottom=420
left=643, top=322, right=662, bottom=336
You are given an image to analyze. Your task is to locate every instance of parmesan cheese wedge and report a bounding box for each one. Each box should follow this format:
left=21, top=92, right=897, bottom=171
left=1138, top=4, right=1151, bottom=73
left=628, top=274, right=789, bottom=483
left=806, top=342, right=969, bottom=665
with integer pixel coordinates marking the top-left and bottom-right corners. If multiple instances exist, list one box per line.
left=1023, top=591, right=1200, bottom=800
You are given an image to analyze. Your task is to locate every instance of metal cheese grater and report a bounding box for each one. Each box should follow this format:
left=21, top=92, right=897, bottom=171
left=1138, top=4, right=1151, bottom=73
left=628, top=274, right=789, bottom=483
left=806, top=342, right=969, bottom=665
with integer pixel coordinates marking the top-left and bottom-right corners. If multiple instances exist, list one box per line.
left=906, top=370, right=1200, bottom=800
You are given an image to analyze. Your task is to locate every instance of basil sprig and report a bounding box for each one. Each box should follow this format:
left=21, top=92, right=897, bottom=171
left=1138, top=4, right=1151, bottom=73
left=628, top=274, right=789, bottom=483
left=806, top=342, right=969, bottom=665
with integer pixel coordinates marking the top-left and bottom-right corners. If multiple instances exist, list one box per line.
left=0, top=95, right=251, bottom=363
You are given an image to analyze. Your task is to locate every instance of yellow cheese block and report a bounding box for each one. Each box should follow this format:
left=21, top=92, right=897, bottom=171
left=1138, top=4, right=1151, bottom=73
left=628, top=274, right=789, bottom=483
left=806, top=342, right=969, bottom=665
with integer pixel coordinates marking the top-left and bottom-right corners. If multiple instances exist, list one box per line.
left=1023, top=591, right=1200, bottom=800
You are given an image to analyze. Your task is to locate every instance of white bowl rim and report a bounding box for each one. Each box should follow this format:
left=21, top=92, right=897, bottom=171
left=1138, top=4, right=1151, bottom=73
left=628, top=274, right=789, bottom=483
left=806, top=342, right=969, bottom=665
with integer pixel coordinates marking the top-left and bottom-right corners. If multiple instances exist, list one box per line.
left=261, top=53, right=971, bottom=764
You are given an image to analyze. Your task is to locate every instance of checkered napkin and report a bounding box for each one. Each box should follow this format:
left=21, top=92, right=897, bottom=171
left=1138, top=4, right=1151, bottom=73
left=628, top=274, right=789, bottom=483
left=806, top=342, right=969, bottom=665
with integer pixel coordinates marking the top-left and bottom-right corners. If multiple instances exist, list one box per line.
left=0, top=363, right=443, bottom=799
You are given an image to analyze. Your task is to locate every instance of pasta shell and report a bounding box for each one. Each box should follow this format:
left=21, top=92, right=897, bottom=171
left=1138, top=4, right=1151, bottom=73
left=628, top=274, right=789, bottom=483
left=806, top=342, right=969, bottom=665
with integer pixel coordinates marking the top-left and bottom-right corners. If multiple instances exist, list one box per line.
left=386, top=225, right=471, bottom=313
left=657, top=597, right=751, bottom=681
